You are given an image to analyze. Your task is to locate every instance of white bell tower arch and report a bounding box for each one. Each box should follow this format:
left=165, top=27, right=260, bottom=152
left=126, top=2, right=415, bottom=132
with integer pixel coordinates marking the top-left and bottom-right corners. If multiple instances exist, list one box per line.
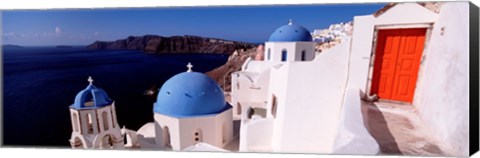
left=69, top=76, right=124, bottom=149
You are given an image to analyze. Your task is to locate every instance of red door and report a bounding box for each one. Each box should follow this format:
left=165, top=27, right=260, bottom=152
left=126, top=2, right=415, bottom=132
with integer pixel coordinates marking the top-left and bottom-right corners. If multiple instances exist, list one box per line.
left=370, top=28, right=426, bottom=103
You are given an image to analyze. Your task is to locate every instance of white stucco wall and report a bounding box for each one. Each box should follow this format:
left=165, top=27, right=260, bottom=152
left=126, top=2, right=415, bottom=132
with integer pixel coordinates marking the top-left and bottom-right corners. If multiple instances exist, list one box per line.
left=244, top=61, right=277, bottom=72
left=137, top=122, right=157, bottom=149
left=412, top=2, right=470, bottom=156
left=333, top=88, right=379, bottom=155
left=348, top=15, right=376, bottom=92
left=374, top=3, right=438, bottom=25
left=265, top=42, right=315, bottom=62
left=154, top=113, right=181, bottom=150
left=154, top=109, right=233, bottom=150
left=231, top=69, right=271, bottom=118
left=214, top=108, right=234, bottom=147
left=177, top=116, right=216, bottom=150
left=266, top=63, right=289, bottom=150
left=268, top=39, right=350, bottom=153
left=232, top=71, right=270, bottom=104
left=293, top=42, right=315, bottom=61
left=239, top=118, right=274, bottom=152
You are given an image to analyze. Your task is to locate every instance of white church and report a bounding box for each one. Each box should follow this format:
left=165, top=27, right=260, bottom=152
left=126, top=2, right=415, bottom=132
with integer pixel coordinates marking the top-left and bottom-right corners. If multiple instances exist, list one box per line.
left=68, top=2, right=470, bottom=156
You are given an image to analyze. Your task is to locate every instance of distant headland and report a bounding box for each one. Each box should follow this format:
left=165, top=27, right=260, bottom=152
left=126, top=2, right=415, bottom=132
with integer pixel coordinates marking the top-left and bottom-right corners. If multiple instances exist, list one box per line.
left=86, top=35, right=258, bottom=55
left=56, top=45, right=74, bottom=48
left=2, top=44, right=24, bottom=48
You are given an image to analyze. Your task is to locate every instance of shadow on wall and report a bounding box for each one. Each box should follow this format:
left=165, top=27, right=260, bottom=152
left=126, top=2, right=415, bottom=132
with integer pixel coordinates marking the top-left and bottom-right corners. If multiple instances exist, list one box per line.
left=359, top=91, right=401, bottom=155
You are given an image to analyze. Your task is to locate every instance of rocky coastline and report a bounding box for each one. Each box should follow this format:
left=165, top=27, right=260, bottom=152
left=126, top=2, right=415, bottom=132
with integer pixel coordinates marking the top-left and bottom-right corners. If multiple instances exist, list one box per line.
left=87, top=35, right=257, bottom=55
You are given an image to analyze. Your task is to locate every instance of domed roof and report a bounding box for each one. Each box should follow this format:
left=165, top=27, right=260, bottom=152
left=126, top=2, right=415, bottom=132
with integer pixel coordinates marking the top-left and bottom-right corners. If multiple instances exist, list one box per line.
left=153, top=63, right=229, bottom=117
left=71, top=76, right=112, bottom=109
left=268, top=20, right=313, bottom=42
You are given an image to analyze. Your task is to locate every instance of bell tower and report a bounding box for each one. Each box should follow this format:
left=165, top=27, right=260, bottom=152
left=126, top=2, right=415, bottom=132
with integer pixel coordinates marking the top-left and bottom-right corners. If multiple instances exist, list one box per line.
left=264, top=19, right=315, bottom=62
left=69, top=76, right=124, bottom=149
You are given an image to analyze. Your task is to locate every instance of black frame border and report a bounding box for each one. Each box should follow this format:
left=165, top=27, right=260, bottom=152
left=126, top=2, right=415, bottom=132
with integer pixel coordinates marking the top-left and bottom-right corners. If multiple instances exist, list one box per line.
left=470, top=1, right=479, bottom=156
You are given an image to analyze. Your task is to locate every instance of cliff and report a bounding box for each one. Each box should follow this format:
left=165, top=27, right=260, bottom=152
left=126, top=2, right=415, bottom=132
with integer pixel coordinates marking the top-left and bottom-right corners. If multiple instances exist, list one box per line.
left=206, top=47, right=259, bottom=92
left=87, top=35, right=257, bottom=54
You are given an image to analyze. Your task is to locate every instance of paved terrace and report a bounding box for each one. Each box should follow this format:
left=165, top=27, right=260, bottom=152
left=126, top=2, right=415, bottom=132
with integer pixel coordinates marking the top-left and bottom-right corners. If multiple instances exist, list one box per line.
left=361, top=101, right=446, bottom=156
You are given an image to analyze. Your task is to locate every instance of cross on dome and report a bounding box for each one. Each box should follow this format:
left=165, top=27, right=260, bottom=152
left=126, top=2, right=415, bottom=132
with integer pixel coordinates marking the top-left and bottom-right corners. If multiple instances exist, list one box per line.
left=187, top=62, right=193, bottom=72
left=288, top=19, right=293, bottom=25
left=88, top=76, right=94, bottom=85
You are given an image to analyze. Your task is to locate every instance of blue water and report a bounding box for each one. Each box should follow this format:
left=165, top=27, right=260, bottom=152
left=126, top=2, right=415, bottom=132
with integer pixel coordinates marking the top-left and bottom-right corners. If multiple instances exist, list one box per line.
left=2, top=47, right=228, bottom=147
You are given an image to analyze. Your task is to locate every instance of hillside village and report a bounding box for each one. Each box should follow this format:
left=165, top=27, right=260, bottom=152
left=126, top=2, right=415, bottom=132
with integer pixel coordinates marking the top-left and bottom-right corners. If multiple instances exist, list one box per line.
left=312, top=21, right=353, bottom=52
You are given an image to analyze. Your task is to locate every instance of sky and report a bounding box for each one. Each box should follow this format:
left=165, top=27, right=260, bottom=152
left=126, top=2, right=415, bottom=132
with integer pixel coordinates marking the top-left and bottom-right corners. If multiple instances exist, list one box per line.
left=1, top=3, right=386, bottom=46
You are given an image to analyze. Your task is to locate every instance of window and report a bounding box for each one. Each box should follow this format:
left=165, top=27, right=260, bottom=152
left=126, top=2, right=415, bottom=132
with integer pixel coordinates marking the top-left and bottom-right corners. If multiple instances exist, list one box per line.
left=72, top=113, right=79, bottom=132
left=163, top=126, right=172, bottom=148
left=102, top=111, right=109, bottom=131
left=271, top=95, right=278, bottom=118
left=301, top=50, right=306, bottom=61
left=247, top=107, right=267, bottom=119
left=281, top=49, right=287, bottom=61
left=193, top=129, right=203, bottom=142
left=267, top=48, right=271, bottom=60
left=101, top=135, right=114, bottom=149
left=247, top=108, right=255, bottom=119
left=111, top=106, right=117, bottom=128
left=222, top=123, right=228, bottom=144
left=86, top=113, right=94, bottom=134
left=237, top=103, right=242, bottom=115
left=124, top=134, right=128, bottom=144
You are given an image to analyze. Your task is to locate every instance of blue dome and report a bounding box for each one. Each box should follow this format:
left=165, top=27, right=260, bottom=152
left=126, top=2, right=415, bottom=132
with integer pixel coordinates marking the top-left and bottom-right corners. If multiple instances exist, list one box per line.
left=268, top=23, right=313, bottom=42
left=71, top=83, right=112, bottom=109
left=153, top=71, right=229, bottom=117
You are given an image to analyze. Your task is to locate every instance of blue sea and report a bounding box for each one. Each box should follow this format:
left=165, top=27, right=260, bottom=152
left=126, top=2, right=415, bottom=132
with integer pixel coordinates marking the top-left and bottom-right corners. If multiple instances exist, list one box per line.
left=2, top=47, right=228, bottom=147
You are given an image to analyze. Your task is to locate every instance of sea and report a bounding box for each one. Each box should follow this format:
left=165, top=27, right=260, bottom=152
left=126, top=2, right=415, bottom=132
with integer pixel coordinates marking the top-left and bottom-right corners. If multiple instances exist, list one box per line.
left=2, top=46, right=229, bottom=147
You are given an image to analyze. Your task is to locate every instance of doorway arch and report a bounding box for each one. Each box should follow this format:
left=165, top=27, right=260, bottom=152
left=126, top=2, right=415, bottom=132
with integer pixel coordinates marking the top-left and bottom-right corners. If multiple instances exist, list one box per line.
left=236, top=102, right=242, bottom=115
left=281, top=49, right=287, bottom=61
left=222, top=122, right=228, bottom=144
left=86, top=113, right=94, bottom=134
left=163, top=126, right=172, bottom=148
left=301, top=50, right=306, bottom=61
left=99, top=134, right=115, bottom=149
left=102, top=111, right=109, bottom=131
left=72, top=137, right=84, bottom=149
left=72, top=113, right=79, bottom=132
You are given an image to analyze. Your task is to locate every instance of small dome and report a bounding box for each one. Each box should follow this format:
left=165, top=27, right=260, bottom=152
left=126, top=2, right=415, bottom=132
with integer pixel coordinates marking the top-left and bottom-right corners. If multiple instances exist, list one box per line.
left=71, top=77, right=112, bottom=109
left=153, top=67, right=228, bottom=117
left=268, top=20, right=313, bottom=42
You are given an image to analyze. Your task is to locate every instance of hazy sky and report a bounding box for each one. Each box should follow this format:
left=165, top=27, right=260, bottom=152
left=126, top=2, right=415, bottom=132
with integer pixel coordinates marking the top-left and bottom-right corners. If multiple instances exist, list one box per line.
left=2, top=3, right=386, bottom=46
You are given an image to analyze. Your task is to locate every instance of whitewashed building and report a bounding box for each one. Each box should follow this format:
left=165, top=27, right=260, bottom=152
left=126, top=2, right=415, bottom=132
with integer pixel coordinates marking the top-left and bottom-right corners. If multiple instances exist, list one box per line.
left=67, top=2, right=470, bottom=156
left=150, top=64, right=235, bottom=150
left=232, top=19, right=355, bottom=153
left=345, top=2, right=469, bottom=156
left=68, top=77, right=124, bottom=149
left=123, top=63, right=233, bottom=151
left=231, top=1, right=469, bottom=156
